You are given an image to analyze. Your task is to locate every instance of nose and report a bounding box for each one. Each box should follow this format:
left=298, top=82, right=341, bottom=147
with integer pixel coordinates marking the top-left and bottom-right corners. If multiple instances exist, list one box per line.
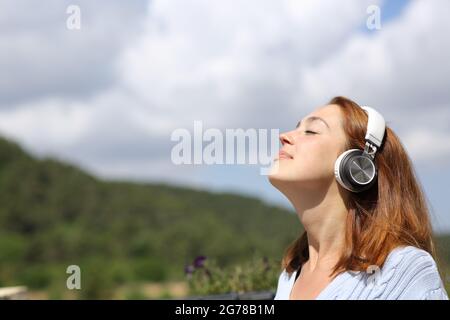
left=279, top=132, right=293, bottom=145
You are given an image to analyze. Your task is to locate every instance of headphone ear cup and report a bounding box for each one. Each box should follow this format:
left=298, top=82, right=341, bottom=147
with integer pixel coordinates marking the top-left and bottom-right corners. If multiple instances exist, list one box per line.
left=335, top=149, right=360, bottom=192
left=335, top=149, right=377, bottom=193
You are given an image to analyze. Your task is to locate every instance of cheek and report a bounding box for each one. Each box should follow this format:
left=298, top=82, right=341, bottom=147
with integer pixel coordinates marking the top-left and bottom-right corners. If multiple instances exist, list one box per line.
left=292, top=140, right=336, bottom=172
left=294, top=138, right=332, bottom=159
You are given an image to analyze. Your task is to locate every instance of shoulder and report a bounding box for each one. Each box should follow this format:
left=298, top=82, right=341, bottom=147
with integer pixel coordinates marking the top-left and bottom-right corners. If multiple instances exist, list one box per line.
left=274, top=269, right=295, bottom=300
left=383, top=245, right=438, bottom=275
left=275, top=269, right=294, bottom=289
left=383, top=245, right=434, bottom=268
left=376, top=245, right=448, bottom=299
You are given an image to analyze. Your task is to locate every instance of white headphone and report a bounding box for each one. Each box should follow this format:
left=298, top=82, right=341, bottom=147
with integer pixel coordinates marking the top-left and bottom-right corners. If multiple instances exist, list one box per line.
left=334, top=106, right=386, bottom=193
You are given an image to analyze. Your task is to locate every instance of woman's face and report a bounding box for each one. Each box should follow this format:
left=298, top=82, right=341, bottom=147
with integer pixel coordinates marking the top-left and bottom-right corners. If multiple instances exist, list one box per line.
left=268, top=104, right=347, bottom=189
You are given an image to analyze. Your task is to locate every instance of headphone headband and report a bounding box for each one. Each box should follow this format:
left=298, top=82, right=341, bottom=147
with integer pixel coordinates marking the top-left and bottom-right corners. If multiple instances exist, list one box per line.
left=361, top=106, right=386, bottom=148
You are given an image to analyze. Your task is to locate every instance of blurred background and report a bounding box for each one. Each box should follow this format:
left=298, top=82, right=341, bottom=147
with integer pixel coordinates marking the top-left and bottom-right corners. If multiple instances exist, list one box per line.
left=0, top=0, right=449, bottom=299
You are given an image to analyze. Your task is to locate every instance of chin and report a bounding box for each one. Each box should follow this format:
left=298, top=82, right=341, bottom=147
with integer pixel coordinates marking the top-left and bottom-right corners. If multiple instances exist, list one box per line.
left=268, top=170, right=294, bottom=186
left=267, top=162, right=283, bottom=182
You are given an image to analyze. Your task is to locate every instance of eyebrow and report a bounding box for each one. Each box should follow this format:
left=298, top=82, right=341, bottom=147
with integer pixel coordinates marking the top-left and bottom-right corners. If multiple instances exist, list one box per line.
left=296, top=116, right=330, bottom=129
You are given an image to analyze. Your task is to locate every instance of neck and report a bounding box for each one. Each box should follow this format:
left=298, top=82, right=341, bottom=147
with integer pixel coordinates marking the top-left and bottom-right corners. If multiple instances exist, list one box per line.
left=282, top=181, right=348, bottom=273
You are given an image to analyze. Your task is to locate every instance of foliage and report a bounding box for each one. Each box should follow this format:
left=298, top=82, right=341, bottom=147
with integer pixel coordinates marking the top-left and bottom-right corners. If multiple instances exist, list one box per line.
left=0, top=136, right=300, bottom=298
left=185, top=255, right=280, bottom=296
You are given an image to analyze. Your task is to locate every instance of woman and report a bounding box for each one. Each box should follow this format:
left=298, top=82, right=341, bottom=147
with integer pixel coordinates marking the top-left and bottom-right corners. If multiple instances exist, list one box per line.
left=268, top=96, right=448, bottom=300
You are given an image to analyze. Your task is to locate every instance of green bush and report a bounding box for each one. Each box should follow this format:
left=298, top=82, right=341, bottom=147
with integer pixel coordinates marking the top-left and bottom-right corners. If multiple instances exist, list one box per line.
left=185, top=255, right=280, bottom=296
left=18, top=265, right=55, bottom=289
left=133, top=258, right=168, bottom=282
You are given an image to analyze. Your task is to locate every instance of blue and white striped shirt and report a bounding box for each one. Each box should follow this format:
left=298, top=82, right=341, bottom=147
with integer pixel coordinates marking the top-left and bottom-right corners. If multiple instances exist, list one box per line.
left=274, top=245, right=449, bottom=300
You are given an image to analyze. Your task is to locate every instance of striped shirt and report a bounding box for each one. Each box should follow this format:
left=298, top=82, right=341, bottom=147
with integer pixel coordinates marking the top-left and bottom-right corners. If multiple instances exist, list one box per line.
left=274, top=245, right=449, bottom=300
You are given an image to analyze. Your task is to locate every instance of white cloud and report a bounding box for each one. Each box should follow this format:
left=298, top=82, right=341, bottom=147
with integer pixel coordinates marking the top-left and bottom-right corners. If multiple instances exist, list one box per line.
left=119, top=0, right=379, bottom=128
left=402, top=129, right=450, bottom=166
left=300, top=0, right=450, bottom=108
left=0, top=98, right=93, bottom=151
left=0, top=0, right=449, bottom=179
left=0, top=0, right=147, bottom=105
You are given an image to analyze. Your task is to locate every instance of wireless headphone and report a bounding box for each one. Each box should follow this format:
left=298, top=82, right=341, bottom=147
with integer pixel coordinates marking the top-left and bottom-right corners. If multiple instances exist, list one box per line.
left=334, top=106, right=386, bottom=193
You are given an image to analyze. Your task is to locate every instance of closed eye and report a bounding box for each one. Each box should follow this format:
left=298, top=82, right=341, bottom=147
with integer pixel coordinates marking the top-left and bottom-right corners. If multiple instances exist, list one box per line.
left=305, top=130, right=317, bottom=135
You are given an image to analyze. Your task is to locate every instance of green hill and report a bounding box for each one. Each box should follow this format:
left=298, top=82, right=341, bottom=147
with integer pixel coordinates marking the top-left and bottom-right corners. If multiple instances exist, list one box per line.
left=0, top=136, right=301, bottom=297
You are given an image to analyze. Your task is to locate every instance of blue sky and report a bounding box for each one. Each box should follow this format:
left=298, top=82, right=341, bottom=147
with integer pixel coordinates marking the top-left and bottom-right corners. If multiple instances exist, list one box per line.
left=382, top=0, right=411, bottom=22
left=1, top=0, right=449, bottom=233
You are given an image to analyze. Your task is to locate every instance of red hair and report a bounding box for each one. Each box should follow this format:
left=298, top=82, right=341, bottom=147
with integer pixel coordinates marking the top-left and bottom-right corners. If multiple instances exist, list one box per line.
left=281, top=96, right=438, bottom=277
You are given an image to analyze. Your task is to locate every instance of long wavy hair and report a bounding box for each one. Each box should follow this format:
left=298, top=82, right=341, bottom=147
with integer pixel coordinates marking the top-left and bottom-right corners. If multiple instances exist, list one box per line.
left=281, top=96, right=438, bottom=277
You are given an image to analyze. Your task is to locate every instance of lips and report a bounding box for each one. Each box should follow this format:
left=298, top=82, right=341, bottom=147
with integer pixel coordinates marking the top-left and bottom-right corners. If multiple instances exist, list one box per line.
left=278, top=150, right=293, bottom=160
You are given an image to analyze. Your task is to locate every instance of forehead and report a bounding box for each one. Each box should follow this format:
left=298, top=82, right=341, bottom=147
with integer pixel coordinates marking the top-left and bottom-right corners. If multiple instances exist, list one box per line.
left=301, top=104, right=343, bottom=129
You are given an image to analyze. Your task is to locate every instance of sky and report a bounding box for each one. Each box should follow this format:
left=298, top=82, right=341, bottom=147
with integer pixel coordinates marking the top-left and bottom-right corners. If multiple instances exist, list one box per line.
left=1, top=0, right=449, bottom=233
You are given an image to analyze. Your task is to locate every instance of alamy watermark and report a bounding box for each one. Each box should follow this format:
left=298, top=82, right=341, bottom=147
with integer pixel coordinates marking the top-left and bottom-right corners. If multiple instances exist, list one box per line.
left=366, top=5, right=381, bottom=30
left=66, top=5, right=81, bottom=30
left=170, top=121, right=280, bottom=175
left=66, top=265, right=81, bottom=290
